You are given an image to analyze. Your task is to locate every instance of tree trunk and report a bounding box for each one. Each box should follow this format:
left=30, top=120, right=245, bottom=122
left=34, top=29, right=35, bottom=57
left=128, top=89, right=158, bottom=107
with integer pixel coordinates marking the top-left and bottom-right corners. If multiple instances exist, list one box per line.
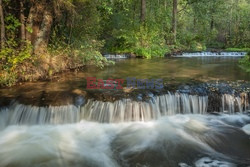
left=0, top=0, right=5, bottom=49
left=228, top=0, right=233, bottom=43
left=210, top=15, right=214, bottom=31
left=140, top=0, right=146, bottom=24
left=20, top=0, right=26, bottom=46
left=172, top=0, right=177, bottom=44
left=27, top=0, right=46, bottom=45
left=33, top=7, right=53, bottom=54
left=25, top=4, right=35, bottom=42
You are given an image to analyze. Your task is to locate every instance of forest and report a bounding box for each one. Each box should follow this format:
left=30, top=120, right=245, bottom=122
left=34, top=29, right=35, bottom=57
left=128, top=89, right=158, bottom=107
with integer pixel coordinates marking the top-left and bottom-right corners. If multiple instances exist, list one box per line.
left=0, top=0, right=250, bottom=86
left=1, top=1, right=250, bottom=166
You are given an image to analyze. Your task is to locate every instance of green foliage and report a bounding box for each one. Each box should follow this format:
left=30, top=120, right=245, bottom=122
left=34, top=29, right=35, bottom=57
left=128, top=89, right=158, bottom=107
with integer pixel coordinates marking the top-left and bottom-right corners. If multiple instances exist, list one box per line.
left=0, top=71, right=17, bottom=87
left=239, top=52, right=250, bottom=72
left=226, top=48, right=250, bottom=52
left=0, top=41, right=32, bottom=70
left=1, top=0, right=250, bottom=86
left=5, top=15, right=21, bottom=31
left=0, top=42, right=32, bottom=86
left=0, top=13, right=32, bottom=86
left=75, top=40, right=111, bottom=68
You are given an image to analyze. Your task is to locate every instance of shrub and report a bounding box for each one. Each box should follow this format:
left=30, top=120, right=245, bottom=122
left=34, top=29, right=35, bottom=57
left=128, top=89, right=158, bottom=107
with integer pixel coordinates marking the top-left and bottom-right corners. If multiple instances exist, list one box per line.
left=239, top=51, right=250, bottom=72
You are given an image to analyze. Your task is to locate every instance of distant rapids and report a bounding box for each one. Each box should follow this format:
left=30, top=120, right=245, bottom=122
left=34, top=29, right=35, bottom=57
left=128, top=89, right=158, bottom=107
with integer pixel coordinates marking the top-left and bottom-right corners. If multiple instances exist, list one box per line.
left=175, top=51, right=246, bottom=57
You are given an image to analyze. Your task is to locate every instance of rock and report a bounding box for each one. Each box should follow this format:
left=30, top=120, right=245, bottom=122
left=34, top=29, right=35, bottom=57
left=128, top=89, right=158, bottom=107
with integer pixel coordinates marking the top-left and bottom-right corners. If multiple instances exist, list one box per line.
left=74, top=95, right=85, bottom=106
left=72, top=89, right=87, bottom=96
left=136, top=94, right=143, bottom=101
left=123, top=87, right=134, bottom=93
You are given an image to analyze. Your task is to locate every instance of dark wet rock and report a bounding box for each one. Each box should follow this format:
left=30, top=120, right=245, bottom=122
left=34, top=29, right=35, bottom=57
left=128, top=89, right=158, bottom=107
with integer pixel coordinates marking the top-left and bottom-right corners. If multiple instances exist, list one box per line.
left=208, top=112, right=221, bottom=116
left=74, top=95, right=85, bottom=107
left=136, top=94, right=143, bottom=101
left=147, top=92, right=154, bottom=98
left=207, top=92, right=222, bottom=112
left=0, top=97, right=13, bottom=108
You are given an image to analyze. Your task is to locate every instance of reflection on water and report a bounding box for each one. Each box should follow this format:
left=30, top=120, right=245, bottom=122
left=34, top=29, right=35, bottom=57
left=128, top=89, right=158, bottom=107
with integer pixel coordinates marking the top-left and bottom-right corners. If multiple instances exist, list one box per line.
left=84, top=57, right=250, bottom=81
left=0, top=57, right=249, bottom=105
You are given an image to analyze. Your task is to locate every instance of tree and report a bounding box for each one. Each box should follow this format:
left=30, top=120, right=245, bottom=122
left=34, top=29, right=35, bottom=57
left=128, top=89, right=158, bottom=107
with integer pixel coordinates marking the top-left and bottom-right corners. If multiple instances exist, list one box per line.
left=141, top=0, right=146, bottom=23
left=33, top=6, right=53, bottom=54
left=0, top=0, right=5, bottom=49
left=172, top=0, right=177, bottom=44
left=20, top=0, right=26, bottom=46
left=25, top=0, right=73, bottom=54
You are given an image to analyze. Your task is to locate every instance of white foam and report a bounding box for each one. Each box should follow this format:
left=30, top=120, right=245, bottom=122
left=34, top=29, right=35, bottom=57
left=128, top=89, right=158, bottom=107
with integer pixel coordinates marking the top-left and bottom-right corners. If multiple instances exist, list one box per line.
left=242, top=124, right=250, bottom=135
left=195, top=157, right=236, bottom=167
left=0, top=114, right=248, bottom=166
left=176, top=52, right=246, bottom=58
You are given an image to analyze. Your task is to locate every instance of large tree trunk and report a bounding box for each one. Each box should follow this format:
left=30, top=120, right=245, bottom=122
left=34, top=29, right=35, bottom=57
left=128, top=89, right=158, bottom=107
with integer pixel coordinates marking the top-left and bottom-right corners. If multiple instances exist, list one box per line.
left=25, top=0, right=53, bottom=54
left=172, top=0, right=177, bottom=44
left=140, top=0, right=146, bottom=23
left=33, top=7, right=53, bottom=54
left=27, top=0, right=46, bottom=46
left=20, top=0, right=26, bottom=46
left=0, top=0, right=5, bottom=49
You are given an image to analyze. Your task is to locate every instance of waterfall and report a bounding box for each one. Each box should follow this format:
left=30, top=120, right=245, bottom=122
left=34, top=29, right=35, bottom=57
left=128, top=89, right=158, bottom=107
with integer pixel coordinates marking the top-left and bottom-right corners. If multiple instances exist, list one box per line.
left=81, top=93, right=207, bottom=122
left=176, top=52, right=246, bottom=57
left=103, top=54, right=129, bottom=59
left=1, top=92, right=249, bottom=126
left=0, top=93, right=250, bottom=166
left=0, top=93, right=208, bottom=126
left=222, top=94, right=249, bottom=113
left=0, top=105, right=80, bottom=126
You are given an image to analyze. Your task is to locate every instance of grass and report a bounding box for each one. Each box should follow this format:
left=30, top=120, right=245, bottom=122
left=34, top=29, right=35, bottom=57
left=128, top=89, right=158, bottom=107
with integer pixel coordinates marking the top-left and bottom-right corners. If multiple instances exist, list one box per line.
left=225, top=48, right=250, bottom=52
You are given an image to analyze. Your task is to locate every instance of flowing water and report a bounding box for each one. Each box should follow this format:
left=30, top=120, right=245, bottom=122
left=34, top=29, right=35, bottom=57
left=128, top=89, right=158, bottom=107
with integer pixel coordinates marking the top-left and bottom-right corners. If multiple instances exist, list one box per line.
left=84, top=56, right=250, bottom=82
left=0, top=113, right=250, bottom=167
left=0, top=52, right=250, bottom=167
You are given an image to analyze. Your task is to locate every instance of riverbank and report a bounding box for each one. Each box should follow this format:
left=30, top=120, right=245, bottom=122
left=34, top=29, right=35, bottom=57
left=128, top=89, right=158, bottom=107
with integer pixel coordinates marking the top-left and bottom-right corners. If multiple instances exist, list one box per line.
left=1, top=48, right=249, bottom=88
left=0, top=48, right=111, bottom=87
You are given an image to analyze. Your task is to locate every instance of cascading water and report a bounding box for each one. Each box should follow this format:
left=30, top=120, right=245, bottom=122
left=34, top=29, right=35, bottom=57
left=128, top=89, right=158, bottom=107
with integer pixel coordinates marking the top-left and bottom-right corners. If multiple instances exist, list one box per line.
left=222, top=94, right=242, bottom=113
left=222, top=93, right=249, bottom=113
left=0, top=92, right=250, bottom=167
left=0, top=93, right=208, bottom=126
left=103, top=54, right=129, bottom=59
left=82, top=93, right=208, bottom=123
left=176, top=52, right=246, bottom=57
left=1, top=92, right=249, bottom=127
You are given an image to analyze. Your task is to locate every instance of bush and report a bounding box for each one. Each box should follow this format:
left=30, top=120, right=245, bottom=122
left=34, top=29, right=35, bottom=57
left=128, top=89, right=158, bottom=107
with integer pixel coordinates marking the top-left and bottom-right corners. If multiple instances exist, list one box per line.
left=239, top=51, right=250, bottom=72
left=0, top=42, right=32, bottom=86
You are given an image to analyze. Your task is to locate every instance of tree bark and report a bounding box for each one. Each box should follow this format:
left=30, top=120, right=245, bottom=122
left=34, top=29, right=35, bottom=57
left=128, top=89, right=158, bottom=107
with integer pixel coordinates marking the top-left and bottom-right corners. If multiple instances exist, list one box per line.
left=20, top=0, right=26, bottom=46
left=172, top=0, right=177, bottom=44
left=27, top=0, right=46, bottom=45
left=25, top=4, right=35, bottom=42
left=0, top=0, right=5, bottom=49
left=140, top=0, right=146, bottom=24
left=33, top=7, right=53, bottom=54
